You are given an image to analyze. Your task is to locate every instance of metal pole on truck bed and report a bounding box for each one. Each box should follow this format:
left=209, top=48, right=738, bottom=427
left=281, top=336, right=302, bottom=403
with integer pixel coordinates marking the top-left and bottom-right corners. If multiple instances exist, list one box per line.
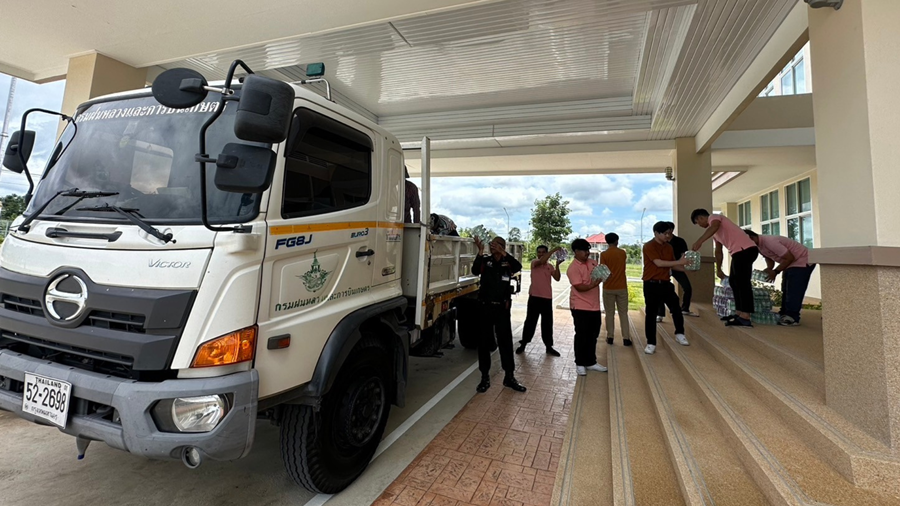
left=421, top=136, right=431, bottom=229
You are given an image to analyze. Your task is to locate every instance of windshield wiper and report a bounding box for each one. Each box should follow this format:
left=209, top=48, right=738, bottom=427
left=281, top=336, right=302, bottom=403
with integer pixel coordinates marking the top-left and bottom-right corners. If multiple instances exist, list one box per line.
left=77, top=204, right=175, bottom=244
left=18, top=189, right=119, bottom=233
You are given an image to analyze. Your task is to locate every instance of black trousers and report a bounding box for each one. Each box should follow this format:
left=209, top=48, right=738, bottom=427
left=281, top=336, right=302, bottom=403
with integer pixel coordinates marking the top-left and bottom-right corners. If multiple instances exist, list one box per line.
left=730, top=247, right=759, bottom=314
left=658, top=270, right=693, bottom=316
left=644, top=281, right=684, bottom=346
left=478, top=301, right=515, bottom=376
left=521, top=296, right=554, bottom=347
left=571, top=309, right=601, bottom=367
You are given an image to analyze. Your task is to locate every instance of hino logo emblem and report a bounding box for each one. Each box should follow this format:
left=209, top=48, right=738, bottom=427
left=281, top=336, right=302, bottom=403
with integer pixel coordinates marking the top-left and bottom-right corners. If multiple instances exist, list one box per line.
left=45, top=274, right=88, bottom=322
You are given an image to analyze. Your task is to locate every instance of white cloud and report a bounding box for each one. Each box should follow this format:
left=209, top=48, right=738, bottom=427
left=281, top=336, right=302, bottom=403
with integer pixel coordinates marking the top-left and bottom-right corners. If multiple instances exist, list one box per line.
left=633, top=184, right=673, bottom=213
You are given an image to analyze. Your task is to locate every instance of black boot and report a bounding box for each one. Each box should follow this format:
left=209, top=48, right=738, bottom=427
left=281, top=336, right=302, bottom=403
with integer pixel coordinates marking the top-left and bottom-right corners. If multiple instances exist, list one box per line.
left=503, top=376, right=527, bottom=393
left=515, top=342, right=527, bottom=354
left=476, top=375, right=491, bottom=393
left=545, top=347, right=561, bottom=357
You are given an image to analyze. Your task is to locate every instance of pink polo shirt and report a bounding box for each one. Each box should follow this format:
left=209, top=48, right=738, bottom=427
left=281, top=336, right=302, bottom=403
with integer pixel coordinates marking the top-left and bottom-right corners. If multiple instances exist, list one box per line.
left=758, top=235, right=809, bottom=269
left=567, top=259, right=601, bottom=311
left=529, top=260, right=555, bottom=299
left=709, top=214, right=757, bottom=254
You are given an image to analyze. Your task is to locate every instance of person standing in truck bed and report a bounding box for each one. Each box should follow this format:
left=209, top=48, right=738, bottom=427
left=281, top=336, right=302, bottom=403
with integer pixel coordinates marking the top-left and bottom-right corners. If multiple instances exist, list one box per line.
left=472, top=236, right=527, bottom=394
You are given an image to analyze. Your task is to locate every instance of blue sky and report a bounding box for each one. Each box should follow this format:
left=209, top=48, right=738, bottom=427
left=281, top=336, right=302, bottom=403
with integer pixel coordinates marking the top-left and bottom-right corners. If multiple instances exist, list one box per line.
left=0, top=72, right=673, bottom=244
left=421, top=174, right=673, bottom=245
left=0, top=73, right=66, bottom=197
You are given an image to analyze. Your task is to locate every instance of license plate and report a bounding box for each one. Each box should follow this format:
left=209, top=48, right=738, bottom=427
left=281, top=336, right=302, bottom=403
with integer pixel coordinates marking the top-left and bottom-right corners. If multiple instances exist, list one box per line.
left=22, top=373, right=71, bottom=429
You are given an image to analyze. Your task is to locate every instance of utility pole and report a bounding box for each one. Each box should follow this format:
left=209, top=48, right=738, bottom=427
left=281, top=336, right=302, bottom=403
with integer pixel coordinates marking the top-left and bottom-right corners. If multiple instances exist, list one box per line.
left=503, top=207, right=510, bottom=237
left=0, top=77, right=17, bottom=183
left=640, top=207, right=647, bottom=243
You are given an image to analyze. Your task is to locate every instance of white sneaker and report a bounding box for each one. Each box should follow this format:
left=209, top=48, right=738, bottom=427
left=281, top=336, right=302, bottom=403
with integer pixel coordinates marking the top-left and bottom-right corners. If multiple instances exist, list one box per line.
left=675, top=334, right=689, bottom=346
left=576, top=366, right=587, bottom=376
left=656, top=316, right=664, bottom=323
left=586, top=363, right=608, bottom=373
left=644, top=344, right=656, bottom=354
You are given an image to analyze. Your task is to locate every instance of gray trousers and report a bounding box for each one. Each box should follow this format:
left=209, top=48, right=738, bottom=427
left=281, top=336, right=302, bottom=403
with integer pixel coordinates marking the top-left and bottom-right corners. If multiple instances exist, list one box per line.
left=603, top=289, right=630, bottom=341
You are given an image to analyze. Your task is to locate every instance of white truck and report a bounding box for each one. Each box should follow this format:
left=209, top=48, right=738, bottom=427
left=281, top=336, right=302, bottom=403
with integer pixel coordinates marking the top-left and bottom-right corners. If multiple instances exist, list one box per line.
left=0, top=60, right=486, bottom=493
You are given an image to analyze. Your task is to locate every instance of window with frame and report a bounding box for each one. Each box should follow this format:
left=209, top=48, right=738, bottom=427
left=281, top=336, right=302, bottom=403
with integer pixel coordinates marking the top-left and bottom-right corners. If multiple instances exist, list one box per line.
left=780, top=57, right=807, bottom=96
left=785, top=178, right=814, bottom=248
left=282, top=108, right=373, bottom=219
left=738, top=201, right=752, bottom=229
left=760, top=190, right=780, bottom=236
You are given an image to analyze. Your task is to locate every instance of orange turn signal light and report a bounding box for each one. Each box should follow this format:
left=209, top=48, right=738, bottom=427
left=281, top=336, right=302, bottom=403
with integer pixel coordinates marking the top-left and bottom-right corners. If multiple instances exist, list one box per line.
left=191, top=326, right=257, bottom=368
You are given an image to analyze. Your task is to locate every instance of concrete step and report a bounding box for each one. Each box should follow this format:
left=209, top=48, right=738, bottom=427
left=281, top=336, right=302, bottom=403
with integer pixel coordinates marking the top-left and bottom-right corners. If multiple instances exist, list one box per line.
left=694, top=304, right=825, bottom=397
left=629, top=312, right=769, bottom=506
left=552, top=361, right=613, bottom=506
left=608, top=338, right=685, bottom=506
left=683, top=314, right=900, bottom=499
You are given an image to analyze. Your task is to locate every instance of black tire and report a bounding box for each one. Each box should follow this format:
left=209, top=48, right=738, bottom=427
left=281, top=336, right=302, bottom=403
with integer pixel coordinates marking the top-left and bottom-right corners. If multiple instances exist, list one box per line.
left=411, top=325, right=442, bottom=356
left=280, top=336, right=392, bottom=493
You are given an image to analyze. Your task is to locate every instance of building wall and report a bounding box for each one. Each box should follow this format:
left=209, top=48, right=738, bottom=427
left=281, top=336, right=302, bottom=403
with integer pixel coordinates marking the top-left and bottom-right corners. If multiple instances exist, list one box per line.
left=719, top=168, right=821, bottom=301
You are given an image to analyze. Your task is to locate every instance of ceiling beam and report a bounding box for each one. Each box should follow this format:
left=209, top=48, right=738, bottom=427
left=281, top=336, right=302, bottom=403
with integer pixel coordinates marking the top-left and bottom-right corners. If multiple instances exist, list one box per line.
left=694, top=1, right=809, bottom=153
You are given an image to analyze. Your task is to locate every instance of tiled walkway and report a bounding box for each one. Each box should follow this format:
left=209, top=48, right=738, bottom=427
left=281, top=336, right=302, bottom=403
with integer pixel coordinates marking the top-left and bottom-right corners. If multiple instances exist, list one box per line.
left=373, top=309, right=591, bottom=506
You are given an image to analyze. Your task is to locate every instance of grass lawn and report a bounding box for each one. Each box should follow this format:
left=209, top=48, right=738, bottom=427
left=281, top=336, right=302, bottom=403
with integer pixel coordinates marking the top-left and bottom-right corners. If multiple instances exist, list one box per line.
left=627, top=282, right=645, bottom=310
left=625, top=264, right=642, bottom=279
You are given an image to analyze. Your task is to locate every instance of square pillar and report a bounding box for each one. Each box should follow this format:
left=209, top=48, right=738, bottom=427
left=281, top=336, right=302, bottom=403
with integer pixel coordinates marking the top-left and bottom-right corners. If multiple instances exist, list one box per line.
left=809, top=0, right=900, bottom=449
left=673, top=137, right=715, bottom=303
left=61, top=53, right=148, bottom=118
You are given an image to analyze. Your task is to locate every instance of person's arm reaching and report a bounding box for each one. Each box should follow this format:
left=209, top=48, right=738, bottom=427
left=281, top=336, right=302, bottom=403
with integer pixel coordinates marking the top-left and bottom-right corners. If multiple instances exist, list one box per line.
left=692, top=220, right=721, bottom=251
left=551, top=260, right=561, bottom=281
left=533, top=246, right=561, bottom=267
left=508, top=254, right=523, bottom=275
left=772, top=251, right=796, bottom=277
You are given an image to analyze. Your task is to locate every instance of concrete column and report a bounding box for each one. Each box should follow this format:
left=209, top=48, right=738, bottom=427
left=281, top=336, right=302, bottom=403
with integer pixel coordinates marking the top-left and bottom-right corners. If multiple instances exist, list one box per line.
left=809, top=0, right=900, bottom=448
left=60, top=53, right=147, bottom=118
left=672, top=137, right=714, bottom=303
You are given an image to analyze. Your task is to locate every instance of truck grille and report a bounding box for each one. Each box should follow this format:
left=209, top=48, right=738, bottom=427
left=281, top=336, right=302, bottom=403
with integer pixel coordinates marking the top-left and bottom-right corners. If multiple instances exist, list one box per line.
left=1, top=294, right=146, bottom=333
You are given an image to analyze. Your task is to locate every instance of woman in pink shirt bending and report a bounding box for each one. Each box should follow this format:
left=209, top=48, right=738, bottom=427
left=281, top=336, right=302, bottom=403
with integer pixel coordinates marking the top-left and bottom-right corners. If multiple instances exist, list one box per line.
left=745, top=230, right=816, bottom=326
left=691, top=209, right=759, bottom=327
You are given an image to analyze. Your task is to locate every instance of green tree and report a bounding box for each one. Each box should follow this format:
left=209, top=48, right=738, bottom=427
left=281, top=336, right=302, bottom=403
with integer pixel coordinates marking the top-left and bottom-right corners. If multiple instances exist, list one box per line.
left=1, top=194, right=26, bottom=221
left=623, top=243, right=643, bottom=264
left=508, top=227, right=522, bottom=242
left=529, top=193, right=572, bottom=251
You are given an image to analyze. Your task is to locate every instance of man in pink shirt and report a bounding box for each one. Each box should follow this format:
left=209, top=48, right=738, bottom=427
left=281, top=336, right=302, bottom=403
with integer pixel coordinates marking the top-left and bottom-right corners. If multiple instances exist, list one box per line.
left=566, top=239, right=608, bottom=376
left=517, top=245, right=563, bottom=356
left=691, top=209, right=759, bottom=327
left=745, top=230, right=816, bottom=326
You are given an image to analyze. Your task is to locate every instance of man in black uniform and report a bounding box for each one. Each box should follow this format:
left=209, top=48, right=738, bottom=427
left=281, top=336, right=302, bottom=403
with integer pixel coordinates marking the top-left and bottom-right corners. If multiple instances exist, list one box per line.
left=657, top=221, right=697, bottom=321
left=472, top=236, right=527, bottom=394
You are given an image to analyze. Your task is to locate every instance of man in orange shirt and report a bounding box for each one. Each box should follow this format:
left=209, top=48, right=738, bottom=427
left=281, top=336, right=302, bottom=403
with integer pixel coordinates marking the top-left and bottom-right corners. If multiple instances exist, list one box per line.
left=642, top=222, right=690, bottom=354
left=600, top=233, right=631, bottom=346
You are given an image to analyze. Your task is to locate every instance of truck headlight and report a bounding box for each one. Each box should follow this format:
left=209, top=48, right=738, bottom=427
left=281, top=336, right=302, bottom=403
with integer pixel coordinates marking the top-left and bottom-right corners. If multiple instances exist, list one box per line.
left=191, top=326, right=257, bottom=368
left=152, top=395, right=231, bottom=433
left=172, top=395, right=229, bottom=433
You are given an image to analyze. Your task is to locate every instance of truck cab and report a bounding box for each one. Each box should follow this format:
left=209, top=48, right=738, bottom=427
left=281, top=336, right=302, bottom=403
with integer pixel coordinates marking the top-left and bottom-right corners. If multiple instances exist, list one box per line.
left=0, top=64, right=479, bottom=494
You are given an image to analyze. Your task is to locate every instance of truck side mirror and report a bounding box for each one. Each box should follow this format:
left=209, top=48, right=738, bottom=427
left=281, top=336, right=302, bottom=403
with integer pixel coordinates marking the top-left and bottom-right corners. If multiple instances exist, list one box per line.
left=234, top=75, right=293, bottom=144
left=3, top=130, right=35, bottom=173
left=213, top=143, right=277, bottom=194
left=151, top=68, right=209, bottom=109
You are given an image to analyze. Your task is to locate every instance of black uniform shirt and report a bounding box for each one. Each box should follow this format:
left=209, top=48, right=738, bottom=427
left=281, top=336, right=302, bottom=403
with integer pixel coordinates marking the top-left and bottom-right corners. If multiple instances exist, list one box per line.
left=670, top=235, right=688, bottom=261
left=473, top=254, right=522, bottom=302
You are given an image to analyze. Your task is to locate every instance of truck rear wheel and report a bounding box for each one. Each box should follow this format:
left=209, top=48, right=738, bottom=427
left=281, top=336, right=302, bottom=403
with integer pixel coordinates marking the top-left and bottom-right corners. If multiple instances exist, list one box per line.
left=280, top=336, right=392, bottom=493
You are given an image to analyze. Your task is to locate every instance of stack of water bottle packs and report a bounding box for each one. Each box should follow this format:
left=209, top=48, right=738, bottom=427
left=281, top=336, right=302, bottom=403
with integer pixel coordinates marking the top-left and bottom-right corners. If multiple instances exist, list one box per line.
left=713, top=272, right=780, bottom=325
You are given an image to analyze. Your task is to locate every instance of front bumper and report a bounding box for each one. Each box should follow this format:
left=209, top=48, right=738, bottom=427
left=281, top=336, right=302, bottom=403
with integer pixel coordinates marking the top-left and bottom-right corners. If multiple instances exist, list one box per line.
left=0, top=350, right=258, bottom=461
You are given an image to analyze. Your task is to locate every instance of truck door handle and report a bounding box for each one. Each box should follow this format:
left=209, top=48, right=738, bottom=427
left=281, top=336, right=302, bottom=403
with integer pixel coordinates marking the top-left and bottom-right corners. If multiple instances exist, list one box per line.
left=356, top=249, right=375, bottom=258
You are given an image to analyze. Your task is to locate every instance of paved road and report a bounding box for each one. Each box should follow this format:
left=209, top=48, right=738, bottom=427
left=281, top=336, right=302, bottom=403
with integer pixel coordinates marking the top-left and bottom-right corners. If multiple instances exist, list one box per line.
left=0, top=272, right=574, bottom=506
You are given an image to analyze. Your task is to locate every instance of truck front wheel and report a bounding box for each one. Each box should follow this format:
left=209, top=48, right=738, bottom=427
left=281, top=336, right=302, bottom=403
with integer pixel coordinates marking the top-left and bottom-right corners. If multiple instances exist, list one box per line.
left=280, top=336, right=392, bottom=493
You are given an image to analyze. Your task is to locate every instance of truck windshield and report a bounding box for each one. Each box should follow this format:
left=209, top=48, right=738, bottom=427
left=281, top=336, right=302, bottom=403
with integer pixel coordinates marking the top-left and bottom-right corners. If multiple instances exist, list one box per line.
left=27, top=95, right=266, bottom=224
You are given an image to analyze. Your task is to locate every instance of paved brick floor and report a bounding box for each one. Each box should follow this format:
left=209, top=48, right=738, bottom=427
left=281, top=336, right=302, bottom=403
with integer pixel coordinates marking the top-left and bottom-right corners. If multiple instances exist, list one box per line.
left=373, top=309, right=591, bottom=506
